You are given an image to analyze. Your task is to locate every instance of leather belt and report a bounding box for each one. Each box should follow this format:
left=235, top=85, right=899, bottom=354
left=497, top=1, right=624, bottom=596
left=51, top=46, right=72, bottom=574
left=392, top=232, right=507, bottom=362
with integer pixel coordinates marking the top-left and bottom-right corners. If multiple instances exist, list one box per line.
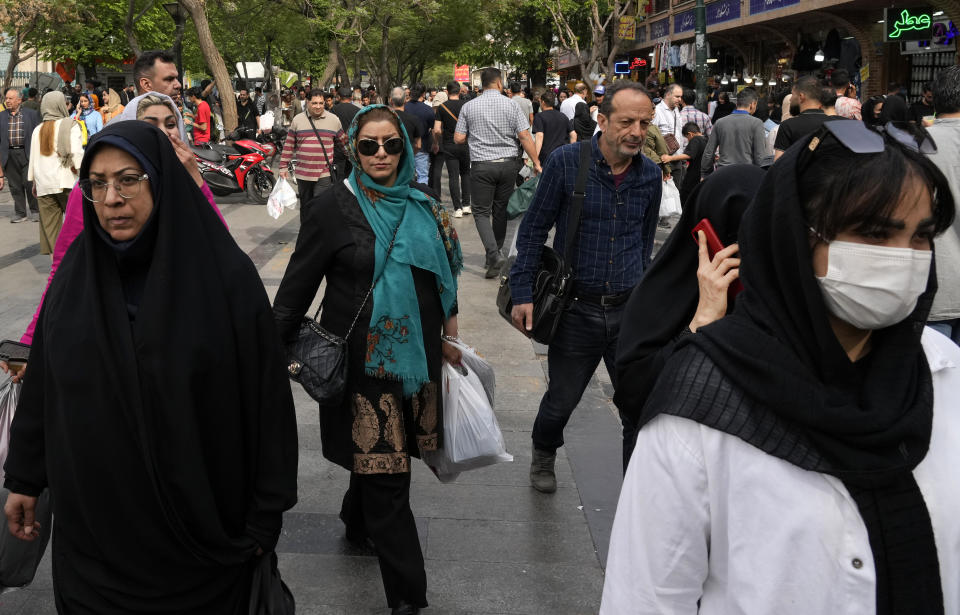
left=480, top=157, right=521, bottom=163
left=8, top=146, right=24, bottom=149
left=573, top=290, right=631, bottom=307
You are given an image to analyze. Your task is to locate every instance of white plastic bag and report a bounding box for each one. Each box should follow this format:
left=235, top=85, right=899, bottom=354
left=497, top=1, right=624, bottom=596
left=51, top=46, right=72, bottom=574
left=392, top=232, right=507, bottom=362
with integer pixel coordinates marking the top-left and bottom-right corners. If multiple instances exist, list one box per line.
left=659, top=177, right=682, bottom=217
left=267, top=178, right=297, bottom=219
left=423, top=362, right=512, bottom=483
left=0, top=378, right=19, bottom=482
left=443, top=338, right=494, bottom=407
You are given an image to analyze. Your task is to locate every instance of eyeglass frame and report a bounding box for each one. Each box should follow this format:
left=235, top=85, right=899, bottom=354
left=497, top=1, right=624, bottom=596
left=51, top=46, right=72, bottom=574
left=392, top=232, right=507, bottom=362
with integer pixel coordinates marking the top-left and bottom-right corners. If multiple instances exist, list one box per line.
left=79, top=173, right=151, bottom=203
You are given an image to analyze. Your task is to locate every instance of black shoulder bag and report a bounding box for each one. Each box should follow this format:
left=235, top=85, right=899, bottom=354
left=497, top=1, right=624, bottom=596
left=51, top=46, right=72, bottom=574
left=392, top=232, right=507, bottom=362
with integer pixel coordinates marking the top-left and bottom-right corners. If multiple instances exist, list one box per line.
left=307, top=116, right=340, bottom=188
left=496, top=140, right=592, bottom=344
left=287, top=224, right=400, bottom=405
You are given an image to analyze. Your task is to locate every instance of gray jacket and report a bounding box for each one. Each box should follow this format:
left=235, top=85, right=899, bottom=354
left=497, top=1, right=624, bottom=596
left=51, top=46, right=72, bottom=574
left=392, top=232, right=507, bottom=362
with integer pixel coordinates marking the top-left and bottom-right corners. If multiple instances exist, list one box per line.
left=926, top=118, right=960, bottom=321
left=700, top=111, right=768, bottom=178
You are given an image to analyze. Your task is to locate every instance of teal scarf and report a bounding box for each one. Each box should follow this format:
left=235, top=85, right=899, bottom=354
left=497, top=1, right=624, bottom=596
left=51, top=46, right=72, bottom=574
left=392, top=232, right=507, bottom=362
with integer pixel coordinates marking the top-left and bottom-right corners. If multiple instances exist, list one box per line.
left=346, top=105, right=462, bottom=397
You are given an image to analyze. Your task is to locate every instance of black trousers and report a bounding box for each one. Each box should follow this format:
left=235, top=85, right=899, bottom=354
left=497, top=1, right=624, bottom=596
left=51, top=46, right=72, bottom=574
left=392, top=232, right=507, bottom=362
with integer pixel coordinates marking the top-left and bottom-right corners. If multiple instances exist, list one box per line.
left=436, top=144, right=471, bottom=210
left=340, top=472, right=427, bottom=608
left=297, top=176, right=333, bottom=221
left=4, top=149, right=38, bottom=218
left=470, top=159, right=522, bottom=264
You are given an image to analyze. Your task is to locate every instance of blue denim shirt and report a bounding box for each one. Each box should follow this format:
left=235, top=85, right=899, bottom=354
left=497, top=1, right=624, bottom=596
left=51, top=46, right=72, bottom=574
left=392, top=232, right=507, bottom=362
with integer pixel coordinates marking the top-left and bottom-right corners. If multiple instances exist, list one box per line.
left=509, top=134, right=662, bottom=304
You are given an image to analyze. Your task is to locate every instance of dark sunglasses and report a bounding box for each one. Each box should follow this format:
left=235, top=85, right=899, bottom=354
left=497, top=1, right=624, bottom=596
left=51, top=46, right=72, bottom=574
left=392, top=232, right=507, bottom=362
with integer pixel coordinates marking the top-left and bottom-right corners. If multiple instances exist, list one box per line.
left=800, top=120, right=937, bottom=170
left=357, top=137, right=404, bottom=156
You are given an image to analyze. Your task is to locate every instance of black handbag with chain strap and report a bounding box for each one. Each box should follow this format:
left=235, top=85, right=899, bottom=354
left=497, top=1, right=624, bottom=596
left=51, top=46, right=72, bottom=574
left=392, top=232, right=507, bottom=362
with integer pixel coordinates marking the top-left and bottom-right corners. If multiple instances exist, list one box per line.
left=287, top=224, right=400, bottom=405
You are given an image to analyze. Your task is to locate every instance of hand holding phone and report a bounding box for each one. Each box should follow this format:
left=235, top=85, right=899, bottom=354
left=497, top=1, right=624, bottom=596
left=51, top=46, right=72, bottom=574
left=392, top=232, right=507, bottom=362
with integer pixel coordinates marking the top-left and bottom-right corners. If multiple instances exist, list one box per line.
left=689, top=219, right=743, bottom=332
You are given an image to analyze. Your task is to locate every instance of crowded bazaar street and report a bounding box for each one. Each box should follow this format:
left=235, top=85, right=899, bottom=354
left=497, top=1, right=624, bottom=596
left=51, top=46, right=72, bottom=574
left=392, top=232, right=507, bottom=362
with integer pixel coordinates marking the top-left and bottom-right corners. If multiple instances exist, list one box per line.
left=0, top=181, right=677, bottom=614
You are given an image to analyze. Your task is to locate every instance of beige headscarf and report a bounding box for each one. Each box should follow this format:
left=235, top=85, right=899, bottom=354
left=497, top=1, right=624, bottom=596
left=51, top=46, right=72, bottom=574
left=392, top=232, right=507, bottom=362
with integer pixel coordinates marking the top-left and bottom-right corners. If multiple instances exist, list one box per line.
left=102, top=89, right=122, bottom=114
left=40, top=91, right=77, bottom=165
left=781, top=94, right=794, bottom=122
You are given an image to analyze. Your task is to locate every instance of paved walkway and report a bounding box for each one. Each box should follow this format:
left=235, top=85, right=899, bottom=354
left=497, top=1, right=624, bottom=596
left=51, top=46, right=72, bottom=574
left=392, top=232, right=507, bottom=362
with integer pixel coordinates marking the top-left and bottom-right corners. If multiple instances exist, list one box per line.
left=0, top=175, right=642, bottom=614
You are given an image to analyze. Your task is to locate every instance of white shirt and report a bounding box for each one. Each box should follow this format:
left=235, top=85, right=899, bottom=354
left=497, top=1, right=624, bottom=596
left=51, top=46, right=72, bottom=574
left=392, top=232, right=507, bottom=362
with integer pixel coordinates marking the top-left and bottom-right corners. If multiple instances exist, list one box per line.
left=559, top=93, right=585, bottom=120
left=601, top=328, right=960, bottom=615
left=653, top=100, right=684, bottom=151
left=27, top=119, right=83, bottom=196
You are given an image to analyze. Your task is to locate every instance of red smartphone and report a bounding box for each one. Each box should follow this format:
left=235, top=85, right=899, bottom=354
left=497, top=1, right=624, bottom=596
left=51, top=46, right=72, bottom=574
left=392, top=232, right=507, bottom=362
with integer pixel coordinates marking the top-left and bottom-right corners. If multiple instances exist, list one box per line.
left=691, top=218, right=725, bottom=259
left=690, top=218, right=744, bottom=299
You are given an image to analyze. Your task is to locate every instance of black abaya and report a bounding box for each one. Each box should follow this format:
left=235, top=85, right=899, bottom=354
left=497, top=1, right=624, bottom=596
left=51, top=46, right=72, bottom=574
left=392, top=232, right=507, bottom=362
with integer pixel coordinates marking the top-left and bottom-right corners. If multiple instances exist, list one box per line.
left=4, top=122, right=299, bottom=613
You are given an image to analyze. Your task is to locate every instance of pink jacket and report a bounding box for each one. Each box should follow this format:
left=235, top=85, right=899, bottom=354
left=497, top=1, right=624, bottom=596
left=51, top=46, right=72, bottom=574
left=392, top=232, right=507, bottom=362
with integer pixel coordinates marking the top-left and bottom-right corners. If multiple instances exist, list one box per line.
left=20, top=182, right=227, bottom=345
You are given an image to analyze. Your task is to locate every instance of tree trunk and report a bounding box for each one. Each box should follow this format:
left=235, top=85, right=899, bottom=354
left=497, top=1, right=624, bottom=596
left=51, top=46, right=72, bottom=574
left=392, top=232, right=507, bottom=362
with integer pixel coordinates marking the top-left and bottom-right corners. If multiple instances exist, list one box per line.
left=124, top=0, right=144, bottom=57
left=180, top=0, right=237, bottom=133
left=3, top=30, right=22, bottom=92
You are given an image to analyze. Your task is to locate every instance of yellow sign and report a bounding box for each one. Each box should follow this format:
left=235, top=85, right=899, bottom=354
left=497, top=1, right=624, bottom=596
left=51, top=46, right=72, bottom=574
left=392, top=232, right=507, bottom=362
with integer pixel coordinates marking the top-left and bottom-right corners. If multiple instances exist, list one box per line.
left=860, top=63, right=870, bottom=82
left=618, top=16, right=636, bottom=41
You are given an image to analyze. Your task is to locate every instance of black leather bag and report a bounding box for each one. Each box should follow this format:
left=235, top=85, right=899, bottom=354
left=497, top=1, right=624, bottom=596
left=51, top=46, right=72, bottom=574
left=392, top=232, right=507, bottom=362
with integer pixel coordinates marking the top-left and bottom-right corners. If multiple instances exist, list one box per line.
left=287, top=225, right=399, bottom=405
left=496, top=141, right=592, bottom=344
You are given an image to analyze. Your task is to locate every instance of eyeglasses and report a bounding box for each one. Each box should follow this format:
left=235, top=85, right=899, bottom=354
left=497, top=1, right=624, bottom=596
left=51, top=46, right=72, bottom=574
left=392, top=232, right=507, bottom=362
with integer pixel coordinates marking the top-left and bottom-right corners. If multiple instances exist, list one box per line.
left=79, top=173, right=150, bottom=202
left=799, top=120, right=937, bottom=173
left=357, top=137, right=404, bottom=156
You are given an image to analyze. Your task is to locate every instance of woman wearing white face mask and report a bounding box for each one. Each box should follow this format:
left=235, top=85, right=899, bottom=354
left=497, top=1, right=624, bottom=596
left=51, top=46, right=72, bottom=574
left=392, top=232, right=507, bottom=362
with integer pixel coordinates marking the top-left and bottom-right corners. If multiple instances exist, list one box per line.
left=601, top=120, right=960, bottom=614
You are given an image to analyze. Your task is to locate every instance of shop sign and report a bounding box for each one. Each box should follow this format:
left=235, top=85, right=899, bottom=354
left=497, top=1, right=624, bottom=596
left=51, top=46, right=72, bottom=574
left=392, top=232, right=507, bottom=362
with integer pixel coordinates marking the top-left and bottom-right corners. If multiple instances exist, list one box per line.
left=453, top=65, right=470, bottom=82
left=629, top=57, right=649, bottom=69
left=650, top=17, right=670, bottom=40
left=707, top=0, right=740, bottom=25
left=619, top=15, right=637, bottom=41
left=884, top=8, right=933, bottom=41
left=674, top=10, right=696, bottom=34
left=614, top=61, right=631, bottom=74
left=749, top=0, right=800, bottom=16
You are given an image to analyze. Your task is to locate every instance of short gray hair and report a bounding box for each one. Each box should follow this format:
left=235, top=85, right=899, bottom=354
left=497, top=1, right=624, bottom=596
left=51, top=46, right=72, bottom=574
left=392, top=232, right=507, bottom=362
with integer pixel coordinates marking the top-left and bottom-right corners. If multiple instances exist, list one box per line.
left=389, top=87, right=406, bottom=108
left=4, top=87, right=22, bottom=99
left=736, top=88, right=758, bottom=109
left=598, top=81, right=651, bottom=117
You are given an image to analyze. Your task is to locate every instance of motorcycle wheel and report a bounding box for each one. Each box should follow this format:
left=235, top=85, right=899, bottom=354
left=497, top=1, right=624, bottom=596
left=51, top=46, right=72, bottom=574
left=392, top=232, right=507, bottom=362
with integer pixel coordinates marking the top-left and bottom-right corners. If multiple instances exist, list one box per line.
left=246, top=168, right=275, bottom=204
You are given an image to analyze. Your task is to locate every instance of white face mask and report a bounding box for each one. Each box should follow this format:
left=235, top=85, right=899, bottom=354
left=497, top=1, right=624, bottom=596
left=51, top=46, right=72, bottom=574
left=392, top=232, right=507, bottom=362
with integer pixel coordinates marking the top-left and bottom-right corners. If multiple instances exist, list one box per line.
left=815, top=240, right=932, bottom=330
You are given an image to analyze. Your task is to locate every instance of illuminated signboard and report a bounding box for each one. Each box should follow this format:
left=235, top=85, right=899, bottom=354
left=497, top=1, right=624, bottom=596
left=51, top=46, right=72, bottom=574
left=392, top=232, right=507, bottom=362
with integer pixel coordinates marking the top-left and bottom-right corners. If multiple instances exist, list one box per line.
left=614, top=62, right=631, bottom=74
left=706, top=0, right=740, bottom=25
left=629, top=57, right=648, bottom=69
left=884, top=7, right=933, bottom=41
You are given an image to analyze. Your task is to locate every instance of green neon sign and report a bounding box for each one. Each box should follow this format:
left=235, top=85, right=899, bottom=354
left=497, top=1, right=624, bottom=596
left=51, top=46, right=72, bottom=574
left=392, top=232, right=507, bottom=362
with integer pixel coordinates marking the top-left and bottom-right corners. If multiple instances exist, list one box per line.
left=885, top=7, right=934, bottom=41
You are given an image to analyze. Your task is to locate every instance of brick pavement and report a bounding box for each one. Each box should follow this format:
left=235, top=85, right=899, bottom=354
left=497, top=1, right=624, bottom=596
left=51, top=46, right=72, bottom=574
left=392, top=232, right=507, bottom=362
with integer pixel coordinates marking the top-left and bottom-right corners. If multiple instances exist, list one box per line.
left=0, top=174, right=668, bottom=614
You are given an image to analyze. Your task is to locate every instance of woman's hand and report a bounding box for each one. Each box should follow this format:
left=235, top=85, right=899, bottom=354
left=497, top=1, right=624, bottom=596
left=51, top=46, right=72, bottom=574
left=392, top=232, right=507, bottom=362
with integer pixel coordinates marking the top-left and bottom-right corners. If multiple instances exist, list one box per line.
left=169, top=134, right=205, bottom=188
left=0, top=360, right=26, bottom=384
left=442, top=341, right=462, bottom=365
left=5, top=493, right=40, bottom=541
left=689, top=230, right=740, bottom=332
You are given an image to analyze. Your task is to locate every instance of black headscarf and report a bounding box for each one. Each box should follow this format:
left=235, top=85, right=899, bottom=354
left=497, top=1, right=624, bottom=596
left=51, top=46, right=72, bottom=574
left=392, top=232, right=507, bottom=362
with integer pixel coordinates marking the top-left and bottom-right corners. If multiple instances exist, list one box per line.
left=640, top=135, right=946, bottom=614
left=614, top=165, right=765, bottom=423
left=573, top=102, right=596, bottom=141
left=880, top=93, right=910, bottom=123
left=4, top=121, right=299, bottom=613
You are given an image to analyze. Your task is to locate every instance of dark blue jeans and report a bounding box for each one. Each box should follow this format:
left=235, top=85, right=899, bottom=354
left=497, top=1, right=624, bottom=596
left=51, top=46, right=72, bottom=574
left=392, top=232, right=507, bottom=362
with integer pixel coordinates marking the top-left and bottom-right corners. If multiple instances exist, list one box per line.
left=532, top=298, right=623, bottom=455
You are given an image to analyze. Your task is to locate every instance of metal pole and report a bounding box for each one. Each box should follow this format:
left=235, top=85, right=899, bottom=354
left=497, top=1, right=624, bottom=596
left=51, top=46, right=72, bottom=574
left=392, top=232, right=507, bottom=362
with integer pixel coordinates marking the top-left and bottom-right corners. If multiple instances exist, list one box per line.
left=174, top=17, right=185, bottom=82
left=695, top=0, right=708, bottom=112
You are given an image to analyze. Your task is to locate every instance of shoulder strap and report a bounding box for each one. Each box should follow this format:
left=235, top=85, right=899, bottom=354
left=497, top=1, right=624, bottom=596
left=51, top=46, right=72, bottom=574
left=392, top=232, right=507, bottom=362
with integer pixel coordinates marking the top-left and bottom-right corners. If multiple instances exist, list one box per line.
left=562, top=140, right=593, bottom=272
left=313, top=221, right=402, bottom=340
left=307, top=115, right=334, bottom=174
left=440, top=103, right=458, bottom=122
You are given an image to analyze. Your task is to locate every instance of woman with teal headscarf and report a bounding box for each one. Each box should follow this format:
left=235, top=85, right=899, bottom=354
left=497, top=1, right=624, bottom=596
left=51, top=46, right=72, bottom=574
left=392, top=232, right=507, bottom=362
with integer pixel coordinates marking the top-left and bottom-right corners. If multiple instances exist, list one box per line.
left=273, top=104, right=463, bottom=615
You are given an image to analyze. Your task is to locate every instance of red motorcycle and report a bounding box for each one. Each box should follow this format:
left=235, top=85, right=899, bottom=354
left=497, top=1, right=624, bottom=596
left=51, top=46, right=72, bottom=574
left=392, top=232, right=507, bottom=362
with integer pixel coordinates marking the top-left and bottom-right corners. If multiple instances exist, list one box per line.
left=192, top=134, right=275, bottom=204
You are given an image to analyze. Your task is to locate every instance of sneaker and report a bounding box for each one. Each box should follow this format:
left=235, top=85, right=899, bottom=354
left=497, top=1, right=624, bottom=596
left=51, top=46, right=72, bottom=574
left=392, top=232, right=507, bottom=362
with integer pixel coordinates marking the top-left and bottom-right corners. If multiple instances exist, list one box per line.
left=658, top=217, right=671, bottom=228
left=29, top=215, right=39, bottom=222
left=453, top=208, right=463, bottom=218
left=461, top=205, right=472, bottom=215
left=530, top=446, right=557, bottom=493
left=10, top=216, right=27, bottom=224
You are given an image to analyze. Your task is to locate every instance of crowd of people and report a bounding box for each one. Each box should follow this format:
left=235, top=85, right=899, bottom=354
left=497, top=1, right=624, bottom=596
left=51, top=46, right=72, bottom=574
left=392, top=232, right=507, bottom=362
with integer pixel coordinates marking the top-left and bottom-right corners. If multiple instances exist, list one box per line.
left=1, top=45, right=960, bottom=615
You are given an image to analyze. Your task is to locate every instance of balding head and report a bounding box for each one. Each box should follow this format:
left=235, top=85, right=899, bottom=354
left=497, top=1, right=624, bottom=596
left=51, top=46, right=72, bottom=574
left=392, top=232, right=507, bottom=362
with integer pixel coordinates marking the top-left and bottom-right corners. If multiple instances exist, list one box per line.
left=389, top=87, right=406, bottom=109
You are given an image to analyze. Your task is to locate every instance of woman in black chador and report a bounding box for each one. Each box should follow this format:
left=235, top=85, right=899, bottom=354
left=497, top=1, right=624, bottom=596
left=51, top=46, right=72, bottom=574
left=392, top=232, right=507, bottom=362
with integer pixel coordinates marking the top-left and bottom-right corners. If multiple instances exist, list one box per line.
left=3, top=121, right=299, bottom=613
